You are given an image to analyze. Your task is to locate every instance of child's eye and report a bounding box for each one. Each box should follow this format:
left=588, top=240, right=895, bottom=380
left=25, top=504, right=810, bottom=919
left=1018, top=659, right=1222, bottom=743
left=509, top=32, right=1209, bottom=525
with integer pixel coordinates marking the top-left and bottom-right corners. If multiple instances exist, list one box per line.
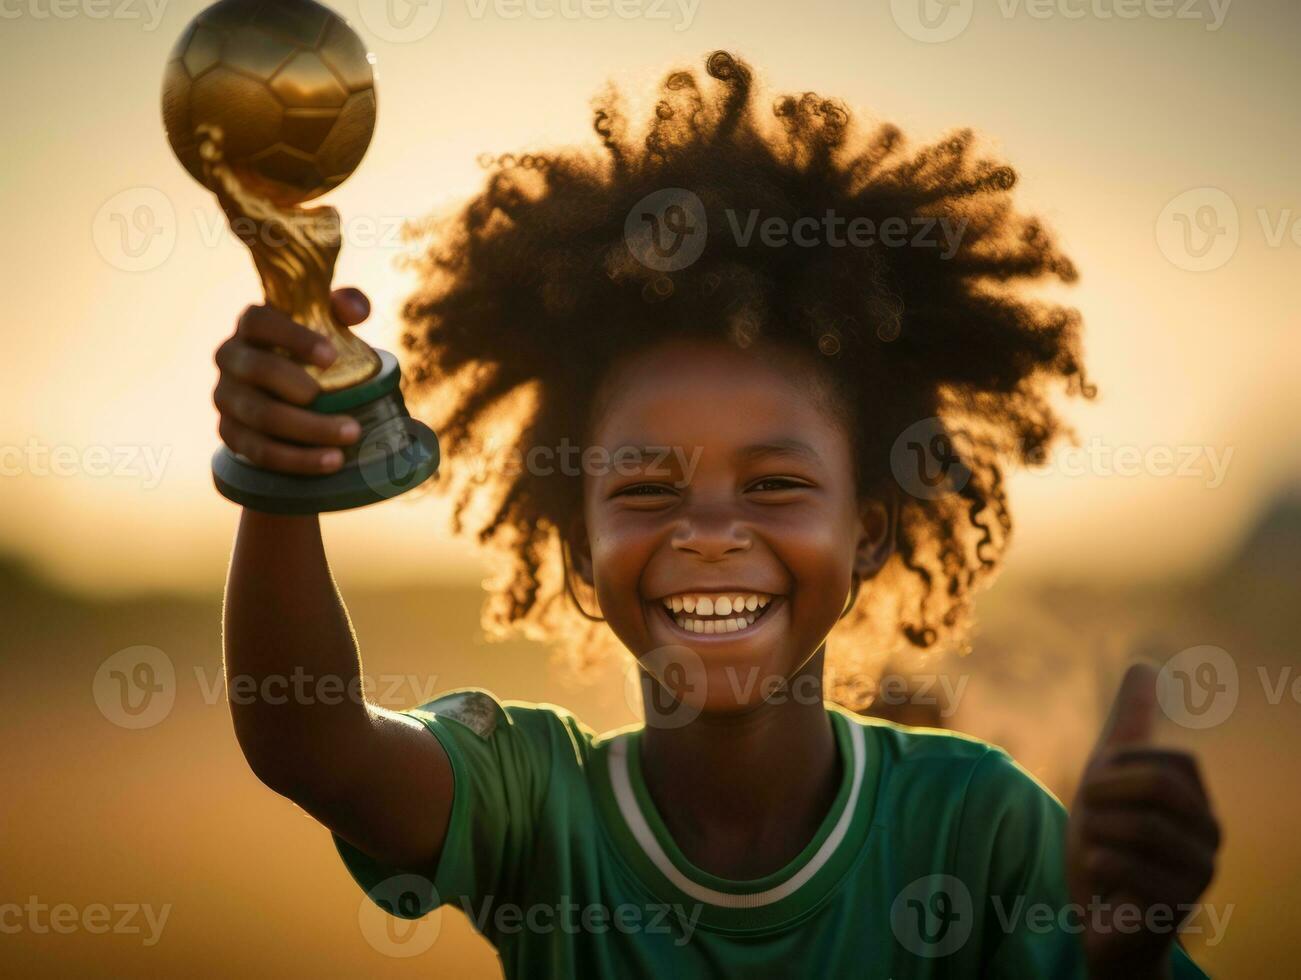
left=616, top=483, right=675, bottom=498
left=748, top=477, right=810, bottom=493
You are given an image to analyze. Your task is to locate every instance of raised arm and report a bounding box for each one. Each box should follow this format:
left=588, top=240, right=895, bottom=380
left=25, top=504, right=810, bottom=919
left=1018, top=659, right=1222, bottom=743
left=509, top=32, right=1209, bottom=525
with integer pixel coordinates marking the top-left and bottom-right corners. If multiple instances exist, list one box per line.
left=216, top=291, right=454, bottom=871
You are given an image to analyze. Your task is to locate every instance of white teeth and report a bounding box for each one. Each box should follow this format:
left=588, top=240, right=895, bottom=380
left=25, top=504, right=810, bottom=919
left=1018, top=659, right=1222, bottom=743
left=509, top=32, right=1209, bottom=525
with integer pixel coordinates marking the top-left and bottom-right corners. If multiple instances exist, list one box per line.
left=672, top=605, right=766, bottom=635
left=661, top=592, right=774, bottom=610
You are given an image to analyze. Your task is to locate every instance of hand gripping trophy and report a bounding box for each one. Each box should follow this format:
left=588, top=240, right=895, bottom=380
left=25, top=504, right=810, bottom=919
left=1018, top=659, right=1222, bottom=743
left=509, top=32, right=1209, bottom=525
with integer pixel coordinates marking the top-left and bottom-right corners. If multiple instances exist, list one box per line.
left=161, top=0, right=438, bottom=513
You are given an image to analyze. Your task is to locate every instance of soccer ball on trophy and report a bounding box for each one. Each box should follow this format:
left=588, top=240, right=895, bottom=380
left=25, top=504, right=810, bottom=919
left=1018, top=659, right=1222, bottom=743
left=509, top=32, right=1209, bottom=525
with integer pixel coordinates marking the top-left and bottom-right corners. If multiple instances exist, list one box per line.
left=161, top=0, right=377, bottom=207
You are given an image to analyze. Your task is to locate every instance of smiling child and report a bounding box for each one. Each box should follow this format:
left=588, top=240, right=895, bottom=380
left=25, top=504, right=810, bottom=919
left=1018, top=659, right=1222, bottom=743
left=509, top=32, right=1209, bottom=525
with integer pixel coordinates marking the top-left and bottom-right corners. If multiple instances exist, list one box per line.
left=215, top=51, right=1219, bottom=978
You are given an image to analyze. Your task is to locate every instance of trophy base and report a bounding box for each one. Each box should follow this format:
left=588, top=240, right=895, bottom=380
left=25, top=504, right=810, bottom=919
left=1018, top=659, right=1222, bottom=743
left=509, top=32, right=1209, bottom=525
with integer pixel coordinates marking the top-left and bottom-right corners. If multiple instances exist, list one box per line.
left=212, top=349, right=440, bottom=515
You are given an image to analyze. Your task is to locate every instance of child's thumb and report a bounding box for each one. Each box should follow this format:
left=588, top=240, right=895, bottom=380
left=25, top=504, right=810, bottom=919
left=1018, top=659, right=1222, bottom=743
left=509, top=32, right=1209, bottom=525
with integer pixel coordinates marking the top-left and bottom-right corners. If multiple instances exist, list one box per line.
left=331, top=287, right=371, bottom=327
left=1094, top=662, right=1158, bottom=753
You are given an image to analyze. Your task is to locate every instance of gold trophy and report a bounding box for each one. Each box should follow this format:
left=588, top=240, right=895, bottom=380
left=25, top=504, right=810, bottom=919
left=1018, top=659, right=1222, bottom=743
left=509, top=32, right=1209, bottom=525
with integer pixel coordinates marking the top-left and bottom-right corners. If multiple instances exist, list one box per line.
left=161, top=0, right=438, bottom=513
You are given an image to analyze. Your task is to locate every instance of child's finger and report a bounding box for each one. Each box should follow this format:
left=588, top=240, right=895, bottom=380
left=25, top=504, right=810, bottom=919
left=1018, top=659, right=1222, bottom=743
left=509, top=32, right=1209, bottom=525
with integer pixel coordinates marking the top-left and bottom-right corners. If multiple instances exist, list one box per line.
left=1080, top=808, right=1216, bottom=877
left=236, top=304, right=337, bottom=368
left=1081, top=845, right=1198, bottom=908
left=1092, top=662, right=1158, bottom=754
left=1102, top=746, right=1212, bottom=807
left=331, top=287, right=371, bottom=327
left=215, top=343, right=322, bottom=407
left=214, top=381, right=361, bottom=449
left=218, top=417, right=346, bottom=475
left=1081, top=765, right=1221, bottom=847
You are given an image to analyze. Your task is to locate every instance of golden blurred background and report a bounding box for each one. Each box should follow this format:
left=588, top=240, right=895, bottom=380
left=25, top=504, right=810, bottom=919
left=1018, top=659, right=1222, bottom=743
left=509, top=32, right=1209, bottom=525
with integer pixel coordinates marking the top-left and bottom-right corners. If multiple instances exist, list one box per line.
left=2, top=0, right=1298, bottom=975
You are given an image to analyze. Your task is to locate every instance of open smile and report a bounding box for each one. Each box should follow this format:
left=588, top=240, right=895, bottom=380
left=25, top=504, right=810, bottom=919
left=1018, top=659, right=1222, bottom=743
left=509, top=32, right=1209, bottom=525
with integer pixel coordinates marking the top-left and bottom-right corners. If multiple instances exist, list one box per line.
left=651, top=591, right=785, bottom=641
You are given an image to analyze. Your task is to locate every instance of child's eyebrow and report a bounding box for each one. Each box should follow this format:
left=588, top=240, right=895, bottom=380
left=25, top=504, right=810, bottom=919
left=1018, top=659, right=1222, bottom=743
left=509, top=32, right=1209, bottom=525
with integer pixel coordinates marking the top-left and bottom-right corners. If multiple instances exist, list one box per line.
left=733, top=439, right=821, bottom=464
left=614, top=439, right=819, bottom=465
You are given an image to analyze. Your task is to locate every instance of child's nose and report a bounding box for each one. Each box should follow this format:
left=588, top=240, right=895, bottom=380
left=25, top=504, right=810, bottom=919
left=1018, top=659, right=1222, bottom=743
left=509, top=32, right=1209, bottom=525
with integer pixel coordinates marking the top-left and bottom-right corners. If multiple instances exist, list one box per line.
left=669, top=505, right=753, bottom=559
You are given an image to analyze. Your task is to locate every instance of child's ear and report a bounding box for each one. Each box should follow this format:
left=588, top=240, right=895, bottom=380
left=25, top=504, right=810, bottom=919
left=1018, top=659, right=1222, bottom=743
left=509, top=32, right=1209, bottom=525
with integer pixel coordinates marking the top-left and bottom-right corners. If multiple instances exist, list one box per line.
left=853, top=491, right=898, bottom=581
left=565, top=516, right=596, bottom=588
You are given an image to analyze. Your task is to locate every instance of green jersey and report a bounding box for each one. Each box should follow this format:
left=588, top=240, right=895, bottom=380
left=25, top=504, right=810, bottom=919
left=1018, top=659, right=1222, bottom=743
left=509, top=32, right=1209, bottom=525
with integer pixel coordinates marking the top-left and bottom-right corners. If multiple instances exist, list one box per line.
left=334, top=689, right=1208, bottom=978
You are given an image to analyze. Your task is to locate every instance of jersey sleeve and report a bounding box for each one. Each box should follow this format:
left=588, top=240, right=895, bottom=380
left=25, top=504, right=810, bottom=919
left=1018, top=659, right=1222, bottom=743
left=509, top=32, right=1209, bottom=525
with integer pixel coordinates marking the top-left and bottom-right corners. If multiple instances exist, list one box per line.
left=331, top=688, right=559, bottom=920
left=955, top=746, right=1209, bottom=979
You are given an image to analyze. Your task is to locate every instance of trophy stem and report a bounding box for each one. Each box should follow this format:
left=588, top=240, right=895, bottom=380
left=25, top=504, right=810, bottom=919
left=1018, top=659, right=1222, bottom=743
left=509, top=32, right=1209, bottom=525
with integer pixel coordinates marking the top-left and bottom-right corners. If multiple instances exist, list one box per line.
left=197, top=124, right=382, bottom=392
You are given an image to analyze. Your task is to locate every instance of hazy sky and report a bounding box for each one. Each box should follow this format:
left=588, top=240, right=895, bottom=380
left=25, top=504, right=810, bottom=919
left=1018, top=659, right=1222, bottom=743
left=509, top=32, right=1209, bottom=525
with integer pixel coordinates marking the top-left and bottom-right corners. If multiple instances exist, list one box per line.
left=2, top=0, right=1297, bottom=595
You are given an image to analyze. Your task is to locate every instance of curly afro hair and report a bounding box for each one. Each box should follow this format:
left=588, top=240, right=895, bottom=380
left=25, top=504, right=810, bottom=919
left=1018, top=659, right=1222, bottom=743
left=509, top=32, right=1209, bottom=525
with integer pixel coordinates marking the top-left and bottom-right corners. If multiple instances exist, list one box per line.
left=399, top=51, right=1095, bottom=708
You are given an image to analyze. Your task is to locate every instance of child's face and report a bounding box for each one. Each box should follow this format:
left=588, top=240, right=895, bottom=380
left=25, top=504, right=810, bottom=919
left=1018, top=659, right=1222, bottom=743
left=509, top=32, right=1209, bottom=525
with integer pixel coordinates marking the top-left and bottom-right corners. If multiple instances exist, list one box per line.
left=576, top=336, right=892, bottom=716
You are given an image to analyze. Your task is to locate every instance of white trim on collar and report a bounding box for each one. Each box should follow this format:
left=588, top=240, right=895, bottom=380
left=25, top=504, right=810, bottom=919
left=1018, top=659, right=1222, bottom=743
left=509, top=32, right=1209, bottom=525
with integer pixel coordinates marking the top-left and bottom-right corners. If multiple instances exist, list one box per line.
left=607, top=720, right=866, bottom=908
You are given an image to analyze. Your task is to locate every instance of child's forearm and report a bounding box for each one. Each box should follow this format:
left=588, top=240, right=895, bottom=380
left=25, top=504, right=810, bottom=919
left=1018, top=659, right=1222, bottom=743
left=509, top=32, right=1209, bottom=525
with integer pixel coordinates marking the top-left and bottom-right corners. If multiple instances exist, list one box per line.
left=223, top=508, right=371, bottom=801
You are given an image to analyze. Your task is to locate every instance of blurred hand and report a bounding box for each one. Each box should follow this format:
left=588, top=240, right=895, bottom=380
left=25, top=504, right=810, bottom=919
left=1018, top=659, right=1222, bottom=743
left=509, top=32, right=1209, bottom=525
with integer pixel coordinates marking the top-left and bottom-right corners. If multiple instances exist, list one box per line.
left=213, top=288, right=371, bottom=475
left=1066, top=663, right=1221, bottom=979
